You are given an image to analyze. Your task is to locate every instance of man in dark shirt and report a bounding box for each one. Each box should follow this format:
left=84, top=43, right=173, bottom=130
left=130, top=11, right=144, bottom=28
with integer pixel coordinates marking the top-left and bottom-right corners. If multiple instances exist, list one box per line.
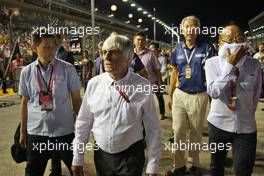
left=167, top=16, right=215, bottom=176
left=55, top=35, right=75, bottom=65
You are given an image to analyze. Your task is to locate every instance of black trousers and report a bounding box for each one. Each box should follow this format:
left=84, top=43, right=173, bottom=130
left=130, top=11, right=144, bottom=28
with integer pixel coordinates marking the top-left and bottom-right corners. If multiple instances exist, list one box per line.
left=94, top=140, right=145, bottom=176
left=208, top=122, right=257, bottom=176
left=25, top=133, right=74, bottom=176
left=50, top=153, right=62, bottom=176
left=155, top=92, right=165, bottom=115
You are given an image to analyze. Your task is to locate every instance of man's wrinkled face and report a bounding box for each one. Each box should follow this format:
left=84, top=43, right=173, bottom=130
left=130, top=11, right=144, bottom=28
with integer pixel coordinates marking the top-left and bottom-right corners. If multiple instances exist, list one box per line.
left=102, top=46, right=128, bottom=76
left=134, top=35, right=146, bottom=49
left=219, top=25, right=244, bottom=47
left=182, top=19, right=199, bottom=41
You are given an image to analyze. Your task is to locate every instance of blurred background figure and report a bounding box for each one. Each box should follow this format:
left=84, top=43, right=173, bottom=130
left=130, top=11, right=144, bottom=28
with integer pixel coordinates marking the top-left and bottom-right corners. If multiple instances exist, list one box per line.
left=253, top=42, right=264, bottom=100
left=11, top=53, right=24, bottom=92
left=55, top=35, right=75, bottom=65
left=149, top=42, right=168, bottom=85
left=82, top=50, right=93, bottom=91
left=134, top=32, right=165, bottom=120
left=95, top=41, right=104, bottom=76
left=0, top=51, right=7, bottom=93
left=254, top=42, right=264, bottom=63
left=11, top=53, right=24, bottom=79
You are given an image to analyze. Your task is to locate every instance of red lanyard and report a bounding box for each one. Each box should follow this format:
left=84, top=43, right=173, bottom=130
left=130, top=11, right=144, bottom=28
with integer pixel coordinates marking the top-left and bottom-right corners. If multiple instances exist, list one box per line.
left=36, top=61, right=57, bottom=96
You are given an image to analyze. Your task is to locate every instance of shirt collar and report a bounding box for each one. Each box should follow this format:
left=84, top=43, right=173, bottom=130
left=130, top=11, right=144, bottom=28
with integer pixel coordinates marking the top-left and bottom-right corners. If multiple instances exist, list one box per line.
left=106, top=69, right=131, bottom=87
left=181, top=41, right=200, bottom=50
left=134, top=48, right=148, bottom=55
left=36, top=58, right=56, bottom=70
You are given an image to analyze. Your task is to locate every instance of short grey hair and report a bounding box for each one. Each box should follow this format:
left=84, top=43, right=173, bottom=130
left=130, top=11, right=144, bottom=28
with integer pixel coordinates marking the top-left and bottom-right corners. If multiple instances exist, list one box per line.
left=180, top=15, right=201, bottom=28
left=102, top=35, right=134, bottom=63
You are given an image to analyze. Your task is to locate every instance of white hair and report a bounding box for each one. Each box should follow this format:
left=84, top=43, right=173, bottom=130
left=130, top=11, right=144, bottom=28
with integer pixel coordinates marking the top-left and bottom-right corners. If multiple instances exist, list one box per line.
left=102, top=35, right=134, bottom=63
left=180, top=15, right=201, bottom=28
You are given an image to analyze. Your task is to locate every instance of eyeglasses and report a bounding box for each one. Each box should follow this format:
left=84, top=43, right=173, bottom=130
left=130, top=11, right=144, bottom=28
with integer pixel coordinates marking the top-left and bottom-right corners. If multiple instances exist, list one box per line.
left=220, top=37, right=244, bottom=44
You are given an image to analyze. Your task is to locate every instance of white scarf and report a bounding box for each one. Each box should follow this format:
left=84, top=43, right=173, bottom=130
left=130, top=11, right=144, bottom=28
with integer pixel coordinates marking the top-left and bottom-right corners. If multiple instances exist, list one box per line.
left=218, top=43, right=255, bottom=70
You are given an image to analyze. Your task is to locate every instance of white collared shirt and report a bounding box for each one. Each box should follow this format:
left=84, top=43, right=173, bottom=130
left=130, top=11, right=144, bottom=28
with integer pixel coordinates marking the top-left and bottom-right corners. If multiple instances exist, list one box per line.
left=205, top=56, right=262, bottom=134
left=72, top=70, right=161, bottom=174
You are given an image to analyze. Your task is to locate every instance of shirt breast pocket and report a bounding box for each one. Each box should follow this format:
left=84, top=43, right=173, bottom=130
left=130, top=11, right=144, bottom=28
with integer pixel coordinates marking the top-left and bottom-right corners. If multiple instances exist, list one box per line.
left=239, top=75, right=256, bottom=91
left=121, top=102, right=141, bottom=125
left=54, top=77, right=67, bottom=97
left=89, top=95, right=111, bottom=117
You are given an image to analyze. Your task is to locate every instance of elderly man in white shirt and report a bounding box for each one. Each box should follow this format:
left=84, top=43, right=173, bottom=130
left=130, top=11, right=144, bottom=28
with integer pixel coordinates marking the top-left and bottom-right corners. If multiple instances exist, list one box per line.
left=205, top=22, right=262, bottom=176
left=71, top=35, right=161, bottom=176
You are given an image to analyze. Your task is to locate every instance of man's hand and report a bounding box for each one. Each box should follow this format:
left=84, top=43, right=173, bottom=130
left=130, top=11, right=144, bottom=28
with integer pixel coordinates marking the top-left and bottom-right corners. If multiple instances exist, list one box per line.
left=145, top=173, right=158, bottom=176
left=19, top=96, right=28, bottom=149
left=168, top=67, right=177, bottom=110
left=19, top=133, right=27, bottom=148
left=227, top=45, right=247, bottom=65
left=71, top=165, right=84, bottom=176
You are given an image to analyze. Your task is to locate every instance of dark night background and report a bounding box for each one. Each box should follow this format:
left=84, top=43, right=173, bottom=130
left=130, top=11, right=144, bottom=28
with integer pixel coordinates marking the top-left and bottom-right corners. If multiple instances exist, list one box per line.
left=97, top=0, right=263, bottom=43
left=135, top=0, right=263, bottom=42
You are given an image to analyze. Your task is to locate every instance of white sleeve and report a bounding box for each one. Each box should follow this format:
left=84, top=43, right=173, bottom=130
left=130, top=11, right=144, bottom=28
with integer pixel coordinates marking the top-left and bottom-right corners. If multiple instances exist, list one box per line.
left=72, top=84, right=94, bottom=166
left=142, top=92, right=161, bottom=174
left=253, top=53, right=259, bottom=59
left=205, top=59, right=237, bottom=99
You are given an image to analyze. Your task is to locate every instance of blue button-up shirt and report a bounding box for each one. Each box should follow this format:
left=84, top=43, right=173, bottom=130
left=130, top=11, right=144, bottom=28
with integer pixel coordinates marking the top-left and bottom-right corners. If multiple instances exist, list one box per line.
left=19, top=58, right=81, bottom=137
left=172, top=42, right=215, bottom=93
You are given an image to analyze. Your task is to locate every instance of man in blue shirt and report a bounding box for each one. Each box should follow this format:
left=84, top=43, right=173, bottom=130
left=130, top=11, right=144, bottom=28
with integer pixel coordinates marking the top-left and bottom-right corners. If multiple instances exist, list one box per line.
left=19, top=33, right=82, bottom=176
left=167, top=16, right=215, bottom=176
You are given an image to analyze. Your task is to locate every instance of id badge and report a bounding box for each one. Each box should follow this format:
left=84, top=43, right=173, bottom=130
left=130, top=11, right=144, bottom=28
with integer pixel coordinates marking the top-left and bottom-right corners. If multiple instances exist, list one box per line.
left=185, top=65, right=192, bottom=79
left=39, top=92, right=53, bottom=111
